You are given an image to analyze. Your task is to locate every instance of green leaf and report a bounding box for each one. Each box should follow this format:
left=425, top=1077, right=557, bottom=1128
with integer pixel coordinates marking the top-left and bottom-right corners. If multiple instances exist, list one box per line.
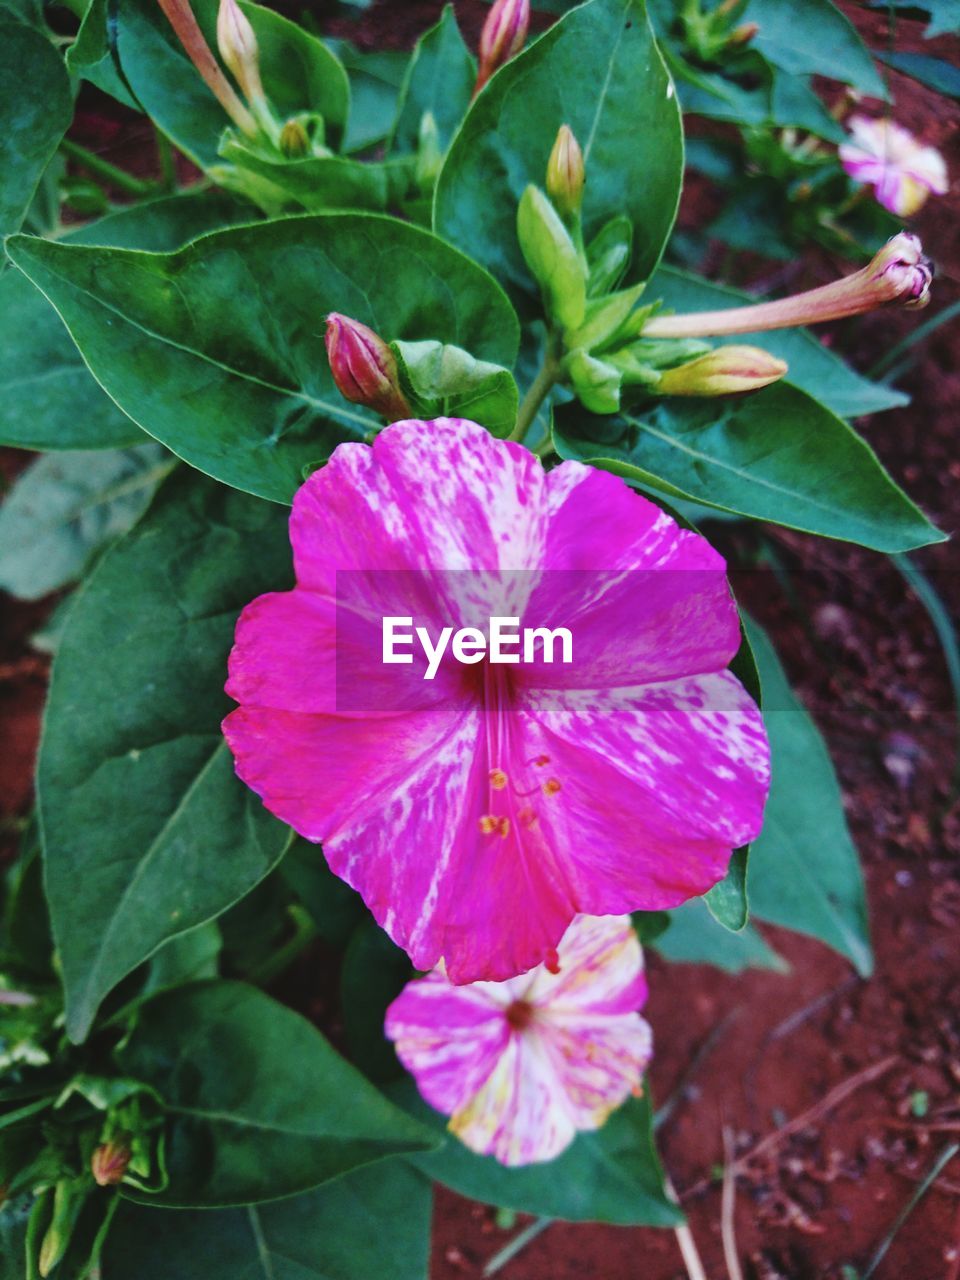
left=38, top=472, right=294, bottom=1043
left=553, top=382, right=944, bottom=553
left=0, top=445, right=171, bottom=600
left=104, top=1162, right=431, bottom=1280
left=392, top=4, right=475, bottom=154
left=744, top=617, right=873, bottom=976
left=704, top=846, right=748, bottom=931
left=648, top=266, right=907, bottom=418
left=219, top=136, right=415, bottom=212
left=393, top=339, right=520, bottom=437
left=66, top=0, right=140, bottom=110
left=340, top=918, right=411, bottom=1084
left=7, top=213, right=520, bottom=503
left=0, top=23, right=72, bottom=239
left=115, top=982, right=437, bottom=1206
left=116, top=0, right=349, bottom=170
left=745, top=0, right=886, bottom=97
left=651, top=898, right=787, bottom=973
left=866, top=0, right=960, bottom=39
left=0, top=191, right=254, bottom=452
left=396, top=1081, right=680, bottom=1227
left=280, top=839, right=364, bottom=949
left=435, top=0, right=683, bottom=300
left=328, top=43, right=409, bottom=153
left=875, top=49, right=960, bottom=98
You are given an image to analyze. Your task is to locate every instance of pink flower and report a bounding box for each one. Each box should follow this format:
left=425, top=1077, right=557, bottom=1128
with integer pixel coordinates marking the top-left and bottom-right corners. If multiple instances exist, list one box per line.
left=840, top=116, right=948, bottom=217
left=385, top=914, right=652, bottom=1166
left=223, top=418, right=769, bottom=984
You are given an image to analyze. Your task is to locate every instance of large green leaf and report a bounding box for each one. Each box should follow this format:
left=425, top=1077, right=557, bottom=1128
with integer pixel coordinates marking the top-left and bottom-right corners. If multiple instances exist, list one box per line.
left=104, top=1163, right=431, bottom=1279
left=38, top=473, right=293, bottom=1043
left=391, top=4, right=475, bottom=154
left=875, top=49, right=960, bottom=99
left=328, top=43, right=409, bottom=154
left=397, top=1081, right=680, bottom=1227
left=651, top=898, right=786, bottom=973
left=745, top=0, right=886, bottom=97
left=745, top=618, right=873, bottom=976
left=115, top=0, right=349, bottom=169
left=435, top=0, right=683, bottom=299
left=66, top=0, right=140, bottom=109
left=7, top=213, right=520, bottom=502
left=648, top=266, right=907, bottom=418
left=115, top=983, right=437, bottom=1207
left=553, top=383, right=944, bottom=553
left=0, top=191, right=254, bottom=451
left=0, top=23, right=72, bottom=239
left=0, top=446, right=171, bottom=600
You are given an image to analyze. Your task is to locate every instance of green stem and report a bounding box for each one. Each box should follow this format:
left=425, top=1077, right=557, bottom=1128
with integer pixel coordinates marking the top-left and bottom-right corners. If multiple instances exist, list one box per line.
left=60, top=139, right=157, bottom=198
left=155, top=129, right=177, bottom=192
left=509, top=344, right=560, bottom=444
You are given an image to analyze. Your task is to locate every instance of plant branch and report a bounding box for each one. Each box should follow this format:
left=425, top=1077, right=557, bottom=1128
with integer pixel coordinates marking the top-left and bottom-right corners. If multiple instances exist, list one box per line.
left=509, top=343, right=559, bottom=444
left=60, top=139, right=157, bottom=197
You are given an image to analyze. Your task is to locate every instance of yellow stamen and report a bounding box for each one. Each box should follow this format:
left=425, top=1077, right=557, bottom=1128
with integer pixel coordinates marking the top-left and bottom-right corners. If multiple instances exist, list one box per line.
left=533, top=754, right=550, bottom=767
left=497, top=816, right=511, bottom=838
left=543, top=778, right=562, bottom=796
left=489, top=768, right=508, bottom=791
left=479, top=814, right=498, bottom=835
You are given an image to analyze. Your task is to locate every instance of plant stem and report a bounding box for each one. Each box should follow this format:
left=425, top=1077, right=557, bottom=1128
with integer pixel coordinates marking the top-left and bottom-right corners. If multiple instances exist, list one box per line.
left=483, top=1217, right=553, bottom=1277
left=509, top=344, right=559, bottom=444
left=60, top=139, right=157, bottom=198
left=155, top=129, right=177, bottom=192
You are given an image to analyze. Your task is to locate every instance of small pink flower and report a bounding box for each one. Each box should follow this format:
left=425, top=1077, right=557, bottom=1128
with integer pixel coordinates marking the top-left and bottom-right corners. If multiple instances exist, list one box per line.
left=223, top=419, right=769, bottom=984
left=840, top=116, right=948, bottom=217
left=385, top=914, right=652, bottom=1166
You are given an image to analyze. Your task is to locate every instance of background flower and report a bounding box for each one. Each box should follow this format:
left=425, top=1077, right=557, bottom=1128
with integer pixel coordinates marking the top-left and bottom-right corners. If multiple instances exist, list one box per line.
left=223, top=418, right=770, bottom=984
left=840, top=116, right=948, bottom=217
left=386, top=914, right=653, bottom=1166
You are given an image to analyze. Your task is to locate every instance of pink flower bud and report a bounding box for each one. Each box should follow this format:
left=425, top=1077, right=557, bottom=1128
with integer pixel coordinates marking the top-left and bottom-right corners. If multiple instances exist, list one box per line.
left=475, top=0, right=530, bottom=95
left=325, top=314, right=412, bottom=423
left=91, top=1140, right=131, bottom=1187
left=217, top=0, right=264, bottom=105
left=657, top=346, right=788, bottom=396
left=155, top=0, right=257, bottom=135
left=867, top=232, right=933, bottom=309
left=546, top=125, right=585, bottom=222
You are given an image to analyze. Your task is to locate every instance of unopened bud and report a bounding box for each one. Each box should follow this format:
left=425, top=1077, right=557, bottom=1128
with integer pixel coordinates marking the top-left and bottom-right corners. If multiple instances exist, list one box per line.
left=657, top=346, right=788, bottom=396
left=279, top=118, right=309, bottom=158
left=867, top=232, right=933, bottom=309
left=217, top=0, right=264, bottom=105
left=517, top=184, right=587, bottom=331
left=546, top=125, right=584, bottom=222
left=91, top=1140, right=131, bottom=1187
left=475, top=0, right=530, bottom=95
left=325, top=314, right=412, bottom=422
left=728, top=20, right=759, bottom=45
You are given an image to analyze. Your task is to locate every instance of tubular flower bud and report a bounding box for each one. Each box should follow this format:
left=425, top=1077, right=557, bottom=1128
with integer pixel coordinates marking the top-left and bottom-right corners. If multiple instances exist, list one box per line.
left=546, top=125, right=585, bottom=222
left=325, top=314, right=412, bottom=423
left=656, top=346, right=788, bottom=397
left=279, top=118, right=310, bottom=158
left=728, top=20, right=759, bottom=44
left=91, top=1140, right=131, bottom=1187
left=644, top=232, right=933, bottom=340
left=217, top=0, right=264, bottom=105
left=475, top=0, right=530, bottom=95
left=155, top=0, right=257, bottom=135
left=517, top=184, right=587, bottom=331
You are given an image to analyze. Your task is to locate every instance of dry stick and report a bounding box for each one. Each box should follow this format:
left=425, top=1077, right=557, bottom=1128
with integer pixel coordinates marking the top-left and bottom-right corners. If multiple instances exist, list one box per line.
left=721, top=1126, right=745, bottom=1280
left=861, top=1143, right=960, bottom=1280
left=682, top=1055, right=900, bottom=1201
left=665, top=1175, right=710, bottom=1280
left=885, top=1119, right=960, bottom=1134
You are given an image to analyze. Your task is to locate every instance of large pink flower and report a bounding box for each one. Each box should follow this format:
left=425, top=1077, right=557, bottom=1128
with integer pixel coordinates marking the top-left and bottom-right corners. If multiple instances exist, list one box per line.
left=839, top=116, right=948, bottom=218
left=385, top=914, right=652, bottom=1166
left=223, top=418, right=769, bottom=983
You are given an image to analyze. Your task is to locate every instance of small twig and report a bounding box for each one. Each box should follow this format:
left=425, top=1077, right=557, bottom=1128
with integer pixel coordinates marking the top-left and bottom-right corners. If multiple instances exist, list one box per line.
left=862, top=1143, right=960, bottom=1279
left=60, top=138, right=157, bottom=197
left=885, top=1119, right=960, bottom=1134
left=665, top=1175, right=710, bottom=1280
left=721, top=1125, right=745, bottom=1280
left=683, top=1055, right=900, bottom=1201
left=482, top=1217, right=553, bottom=1277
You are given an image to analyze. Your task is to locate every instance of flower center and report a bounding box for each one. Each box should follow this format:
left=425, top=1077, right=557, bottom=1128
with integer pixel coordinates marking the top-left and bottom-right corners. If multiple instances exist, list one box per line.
left=505, top=999, right=534, bottom=1032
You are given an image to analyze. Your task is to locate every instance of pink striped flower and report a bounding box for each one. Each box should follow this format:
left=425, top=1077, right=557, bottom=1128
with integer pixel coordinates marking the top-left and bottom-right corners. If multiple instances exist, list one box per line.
left=223, top=418, right=769, bottom=984
left=840, top=116, right=948, bottom=217
left=385, top=914, right=652, bottom=1166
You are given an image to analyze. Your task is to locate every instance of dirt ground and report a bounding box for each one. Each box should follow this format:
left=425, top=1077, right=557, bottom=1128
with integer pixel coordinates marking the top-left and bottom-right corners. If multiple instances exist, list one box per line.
left=2, top=2, right=959, bottom=1277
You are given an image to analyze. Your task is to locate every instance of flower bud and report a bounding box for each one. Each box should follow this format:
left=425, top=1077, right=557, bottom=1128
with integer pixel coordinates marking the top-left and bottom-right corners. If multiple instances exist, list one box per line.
left=91, top=1140, right=131, bottom=1187
left=517, top=184, right=587, bottom=331
left=217, top=0, right=264, bottom=105
left=867, top=232, right=933, bottom=309
left=325, top=314, right=412, bottom=423
left=279, top=117, right=310, bottom=158
left=656, top=346, right=788, bottom=396
left=728, top=20, right=759, bottom=45
left=475, top=0, right=530, bottom=95
left=546, top=125, right=584, bottom=222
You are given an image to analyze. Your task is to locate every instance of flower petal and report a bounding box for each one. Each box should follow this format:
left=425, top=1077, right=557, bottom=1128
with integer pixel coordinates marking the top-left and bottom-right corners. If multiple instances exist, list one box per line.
left=525, top=915, right=648, bottom=1015
left=537, top=1011, right=652, bottom=1132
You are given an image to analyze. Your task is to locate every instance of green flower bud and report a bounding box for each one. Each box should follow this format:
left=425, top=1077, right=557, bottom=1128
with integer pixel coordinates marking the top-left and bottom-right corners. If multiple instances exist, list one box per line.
left=415, top=111, right=443, bottom=193
left=566, top=349, right=622, bottom=414
left=655, top=346, right=788, bottom=396
left=564, top=284, right=649, bottom=353
left=546, top=124, right=584, bottom=222
left=217, top=0, right=263, bottom=105
left=517, top=184, right=587, bottom=331
left=279, top=118, right=310, bottom=158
